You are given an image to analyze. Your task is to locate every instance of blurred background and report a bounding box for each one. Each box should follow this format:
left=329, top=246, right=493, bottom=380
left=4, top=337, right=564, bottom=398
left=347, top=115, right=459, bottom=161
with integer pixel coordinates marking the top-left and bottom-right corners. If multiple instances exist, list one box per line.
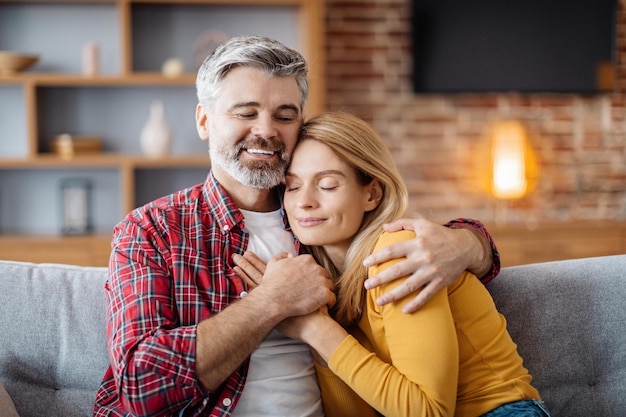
left=0, top=0, right=624, bottom=267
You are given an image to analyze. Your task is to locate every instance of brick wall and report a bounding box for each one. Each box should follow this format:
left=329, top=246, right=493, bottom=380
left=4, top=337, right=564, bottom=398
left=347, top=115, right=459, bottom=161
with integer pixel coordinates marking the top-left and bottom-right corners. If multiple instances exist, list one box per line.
left=324, top=0, right=626, bottom=226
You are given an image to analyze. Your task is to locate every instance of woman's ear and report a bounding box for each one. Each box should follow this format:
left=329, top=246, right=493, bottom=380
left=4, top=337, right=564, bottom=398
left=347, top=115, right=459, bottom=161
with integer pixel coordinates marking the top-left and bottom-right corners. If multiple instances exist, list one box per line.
left=196, top=103, right=209, bottom=141
left=365, top=179, right=383, bottom=212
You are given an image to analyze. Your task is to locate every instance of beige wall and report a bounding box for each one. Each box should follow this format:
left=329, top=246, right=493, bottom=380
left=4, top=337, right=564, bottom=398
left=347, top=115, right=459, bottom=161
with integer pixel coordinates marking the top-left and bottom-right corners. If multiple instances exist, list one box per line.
left=324, top=0, right=626, bottom=227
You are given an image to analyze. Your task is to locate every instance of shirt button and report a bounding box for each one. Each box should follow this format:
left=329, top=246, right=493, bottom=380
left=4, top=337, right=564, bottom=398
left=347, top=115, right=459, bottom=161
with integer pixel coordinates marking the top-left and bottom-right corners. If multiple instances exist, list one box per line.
left=222, top=225, right=229, bottom=232
left=222, top=398, right=232, bottom=407
left=240, top=291, right=248, bottom=298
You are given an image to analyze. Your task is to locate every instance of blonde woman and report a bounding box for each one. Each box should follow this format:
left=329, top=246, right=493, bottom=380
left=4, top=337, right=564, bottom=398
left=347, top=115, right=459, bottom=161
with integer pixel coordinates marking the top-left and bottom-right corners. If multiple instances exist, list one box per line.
left=234, top=112, right=550, bottom=417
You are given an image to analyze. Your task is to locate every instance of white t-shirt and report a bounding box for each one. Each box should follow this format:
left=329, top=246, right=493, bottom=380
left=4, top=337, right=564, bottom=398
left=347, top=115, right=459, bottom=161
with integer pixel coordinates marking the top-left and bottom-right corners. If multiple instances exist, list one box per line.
left=230, top=209, right=324, bottom=417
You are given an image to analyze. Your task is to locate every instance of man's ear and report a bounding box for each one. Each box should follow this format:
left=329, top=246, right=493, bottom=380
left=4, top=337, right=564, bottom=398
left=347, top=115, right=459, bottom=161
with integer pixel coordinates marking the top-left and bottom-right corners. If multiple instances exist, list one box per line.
left=196, top=103, right=209, bottom=141
left=365, top=179, right=383, bottom=212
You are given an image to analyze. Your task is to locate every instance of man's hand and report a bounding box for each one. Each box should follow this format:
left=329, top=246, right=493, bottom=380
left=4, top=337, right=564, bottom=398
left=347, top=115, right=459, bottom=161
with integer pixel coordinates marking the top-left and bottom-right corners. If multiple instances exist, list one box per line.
left=234, top=252, right=335, bottom=317
left=363, top=217, right=489, bottom=313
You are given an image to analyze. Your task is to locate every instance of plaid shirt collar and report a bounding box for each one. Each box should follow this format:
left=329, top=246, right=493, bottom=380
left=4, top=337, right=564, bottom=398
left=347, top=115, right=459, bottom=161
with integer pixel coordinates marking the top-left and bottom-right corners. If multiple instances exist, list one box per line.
left=203, top=170, right=291, bottom=235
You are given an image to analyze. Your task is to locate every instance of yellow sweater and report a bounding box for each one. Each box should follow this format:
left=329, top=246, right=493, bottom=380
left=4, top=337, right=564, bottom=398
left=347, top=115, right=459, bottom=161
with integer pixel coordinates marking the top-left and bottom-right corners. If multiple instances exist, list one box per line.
left=316, top=230, right=540, bottom=417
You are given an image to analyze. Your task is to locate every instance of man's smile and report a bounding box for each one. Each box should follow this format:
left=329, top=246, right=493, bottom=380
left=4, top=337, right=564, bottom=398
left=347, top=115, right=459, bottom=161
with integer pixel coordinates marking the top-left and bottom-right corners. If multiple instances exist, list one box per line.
left=246, top=148, right=276, bottom=156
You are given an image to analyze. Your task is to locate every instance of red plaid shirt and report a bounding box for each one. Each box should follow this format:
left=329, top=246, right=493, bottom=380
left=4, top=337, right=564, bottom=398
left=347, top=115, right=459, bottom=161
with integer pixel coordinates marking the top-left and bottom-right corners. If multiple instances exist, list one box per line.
left=447, top=218, right=501, bottom=284
left=93, top=171, right=500, bottom=417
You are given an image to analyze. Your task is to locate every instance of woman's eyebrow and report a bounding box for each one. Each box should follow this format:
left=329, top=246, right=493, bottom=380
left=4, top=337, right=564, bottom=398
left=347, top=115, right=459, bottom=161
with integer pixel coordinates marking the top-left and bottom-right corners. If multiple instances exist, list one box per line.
left=286, top=169, right=346, bottom=178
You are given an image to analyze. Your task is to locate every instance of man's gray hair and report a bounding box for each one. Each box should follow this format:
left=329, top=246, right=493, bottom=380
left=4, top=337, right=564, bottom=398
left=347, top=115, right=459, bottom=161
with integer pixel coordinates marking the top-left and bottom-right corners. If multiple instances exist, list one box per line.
left=196, top=35, right=309, bottom=111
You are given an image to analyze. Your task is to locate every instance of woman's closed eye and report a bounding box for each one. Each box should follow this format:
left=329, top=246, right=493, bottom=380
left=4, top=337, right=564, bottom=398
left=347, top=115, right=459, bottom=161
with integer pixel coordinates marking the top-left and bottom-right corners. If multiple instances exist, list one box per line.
left=285, top=178, right=301, bottom=192
left=285, top=184, right=338, bottom=192
left=318, top=178, right=340, bottom=191
left=285, top=173, right=343, bottom=192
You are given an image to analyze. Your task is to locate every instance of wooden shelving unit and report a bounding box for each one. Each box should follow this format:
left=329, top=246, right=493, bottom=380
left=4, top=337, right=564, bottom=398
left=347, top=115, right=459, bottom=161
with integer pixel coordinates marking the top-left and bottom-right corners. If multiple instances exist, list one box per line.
left=0, top=0, right=325, bottom=266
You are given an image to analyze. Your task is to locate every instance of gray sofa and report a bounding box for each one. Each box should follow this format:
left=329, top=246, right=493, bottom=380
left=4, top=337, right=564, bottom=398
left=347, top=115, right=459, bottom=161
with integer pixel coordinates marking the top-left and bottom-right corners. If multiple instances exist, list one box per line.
left=0, top=255, right=625, bottom=417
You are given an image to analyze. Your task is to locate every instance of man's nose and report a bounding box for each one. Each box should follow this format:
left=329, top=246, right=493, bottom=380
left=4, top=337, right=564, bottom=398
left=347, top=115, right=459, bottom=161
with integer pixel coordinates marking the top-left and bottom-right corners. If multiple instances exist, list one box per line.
left=251, top=115, right=278, bottom=138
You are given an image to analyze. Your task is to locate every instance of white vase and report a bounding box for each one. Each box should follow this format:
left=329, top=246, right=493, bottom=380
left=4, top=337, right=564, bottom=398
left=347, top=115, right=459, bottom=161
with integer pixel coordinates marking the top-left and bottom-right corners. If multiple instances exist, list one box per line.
left=140, top=100, right=172, bottom=158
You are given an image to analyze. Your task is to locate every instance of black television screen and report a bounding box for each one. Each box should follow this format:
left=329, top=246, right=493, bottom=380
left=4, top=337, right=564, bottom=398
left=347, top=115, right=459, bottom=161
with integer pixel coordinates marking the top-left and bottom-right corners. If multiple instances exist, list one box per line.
left=411, top=0, right=617, bottom=93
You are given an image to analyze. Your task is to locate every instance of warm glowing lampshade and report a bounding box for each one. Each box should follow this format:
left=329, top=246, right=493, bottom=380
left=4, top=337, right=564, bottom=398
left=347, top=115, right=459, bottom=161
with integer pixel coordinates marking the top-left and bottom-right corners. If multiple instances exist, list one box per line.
left=488, top=120, right=536, bottom=199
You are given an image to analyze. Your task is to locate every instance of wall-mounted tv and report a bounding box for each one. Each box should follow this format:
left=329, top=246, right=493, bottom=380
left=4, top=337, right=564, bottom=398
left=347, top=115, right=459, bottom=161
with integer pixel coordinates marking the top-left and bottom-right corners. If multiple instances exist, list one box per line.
left=411, top=0, right=617, bottom=94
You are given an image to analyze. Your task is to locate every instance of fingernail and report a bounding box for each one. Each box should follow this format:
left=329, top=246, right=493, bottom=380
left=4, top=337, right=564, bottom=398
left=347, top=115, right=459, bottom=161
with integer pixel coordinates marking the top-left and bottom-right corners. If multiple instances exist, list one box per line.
left=363, top=259, right=371, bottom=267
left=364, top=280, right=371, bottom=290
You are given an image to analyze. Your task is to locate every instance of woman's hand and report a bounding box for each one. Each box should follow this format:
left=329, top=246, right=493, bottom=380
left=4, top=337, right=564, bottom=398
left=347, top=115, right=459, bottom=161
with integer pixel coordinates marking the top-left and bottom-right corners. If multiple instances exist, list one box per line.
left=232, top=251, right=276, bottom=290
left=277, top=306, right=346, bottom=366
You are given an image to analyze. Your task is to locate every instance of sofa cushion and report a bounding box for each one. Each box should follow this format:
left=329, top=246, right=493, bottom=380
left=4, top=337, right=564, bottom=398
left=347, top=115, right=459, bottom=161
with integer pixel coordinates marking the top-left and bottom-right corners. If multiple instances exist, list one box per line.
left=0, top=260, right=109, bottom=417
left=488, top=255, right=626, bottom=416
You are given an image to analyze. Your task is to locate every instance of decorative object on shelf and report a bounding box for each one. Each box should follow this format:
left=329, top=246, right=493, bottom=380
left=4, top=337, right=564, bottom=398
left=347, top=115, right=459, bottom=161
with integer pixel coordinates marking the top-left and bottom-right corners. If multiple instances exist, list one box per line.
left=60, top=178, right=93, bottom=235
left=484, top=120, right=539, bottom=199
left=193, top=30, right=229, bottom=69
left=139, top=100, right=172, bottom=158
left=161, top=58, right=184, bottom=78
left=52, top=134, right=103, bottom=159
left=0, top=51, right=39, bottom=74
left=81, top=42, right=100, bottom=76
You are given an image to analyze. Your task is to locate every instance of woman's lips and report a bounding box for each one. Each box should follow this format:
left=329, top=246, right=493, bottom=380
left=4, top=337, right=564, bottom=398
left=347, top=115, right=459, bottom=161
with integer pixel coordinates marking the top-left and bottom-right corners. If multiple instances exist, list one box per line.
left=296, top=217, right=326, bottom=227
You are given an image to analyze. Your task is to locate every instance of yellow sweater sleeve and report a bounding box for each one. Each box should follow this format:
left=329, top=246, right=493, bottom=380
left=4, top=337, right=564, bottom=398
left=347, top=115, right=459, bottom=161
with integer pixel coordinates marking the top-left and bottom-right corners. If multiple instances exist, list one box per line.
left=326, top=230, right=459, bottom=417
left=314, top=361, right=378, bottom=417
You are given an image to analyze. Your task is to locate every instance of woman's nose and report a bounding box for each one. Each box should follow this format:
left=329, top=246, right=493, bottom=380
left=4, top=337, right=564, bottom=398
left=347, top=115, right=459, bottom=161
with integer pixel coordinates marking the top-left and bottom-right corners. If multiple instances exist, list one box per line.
left=297, top=188, right=317, bottom=209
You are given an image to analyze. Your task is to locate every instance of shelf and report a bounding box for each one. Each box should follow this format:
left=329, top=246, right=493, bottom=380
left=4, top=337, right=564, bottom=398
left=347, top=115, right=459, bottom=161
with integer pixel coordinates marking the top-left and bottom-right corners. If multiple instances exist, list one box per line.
left=0, top=1, right=116, bottom=3
left=0, top=234, right=112, bottom=267
left=0, top=153, right=210, bottom=169
left=0, top=72, right=197, bottom=86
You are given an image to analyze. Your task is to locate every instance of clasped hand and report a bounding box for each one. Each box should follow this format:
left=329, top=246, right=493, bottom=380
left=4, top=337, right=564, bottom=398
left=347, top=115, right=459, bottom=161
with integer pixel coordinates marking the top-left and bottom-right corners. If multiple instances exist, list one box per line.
left=233, top=252, right=335, bottom=319
left=233, top=252, right=335, bottom=341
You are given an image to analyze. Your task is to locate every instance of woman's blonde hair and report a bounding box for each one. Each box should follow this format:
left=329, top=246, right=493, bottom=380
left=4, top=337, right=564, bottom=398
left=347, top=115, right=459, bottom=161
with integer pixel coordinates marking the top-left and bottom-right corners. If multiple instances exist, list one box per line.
left=297, top=112, right=408, bottom=325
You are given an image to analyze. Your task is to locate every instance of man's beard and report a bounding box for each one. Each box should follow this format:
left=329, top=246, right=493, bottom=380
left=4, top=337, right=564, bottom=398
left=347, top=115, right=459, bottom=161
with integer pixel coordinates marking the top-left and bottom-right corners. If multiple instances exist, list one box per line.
left=209, top=137, right=290, bottom=189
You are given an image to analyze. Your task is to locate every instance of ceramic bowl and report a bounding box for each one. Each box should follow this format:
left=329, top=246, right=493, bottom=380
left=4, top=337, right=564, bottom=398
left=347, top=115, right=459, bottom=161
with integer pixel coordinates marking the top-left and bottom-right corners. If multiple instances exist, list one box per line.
left=0, top=51, right=39, bottom=74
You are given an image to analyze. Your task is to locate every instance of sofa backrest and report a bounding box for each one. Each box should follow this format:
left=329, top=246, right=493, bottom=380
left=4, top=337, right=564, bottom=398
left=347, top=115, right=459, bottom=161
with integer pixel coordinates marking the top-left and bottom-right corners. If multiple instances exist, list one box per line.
left=0, top=260, right=108, bottom=417
left=488, top=254, right=626, bottom=417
